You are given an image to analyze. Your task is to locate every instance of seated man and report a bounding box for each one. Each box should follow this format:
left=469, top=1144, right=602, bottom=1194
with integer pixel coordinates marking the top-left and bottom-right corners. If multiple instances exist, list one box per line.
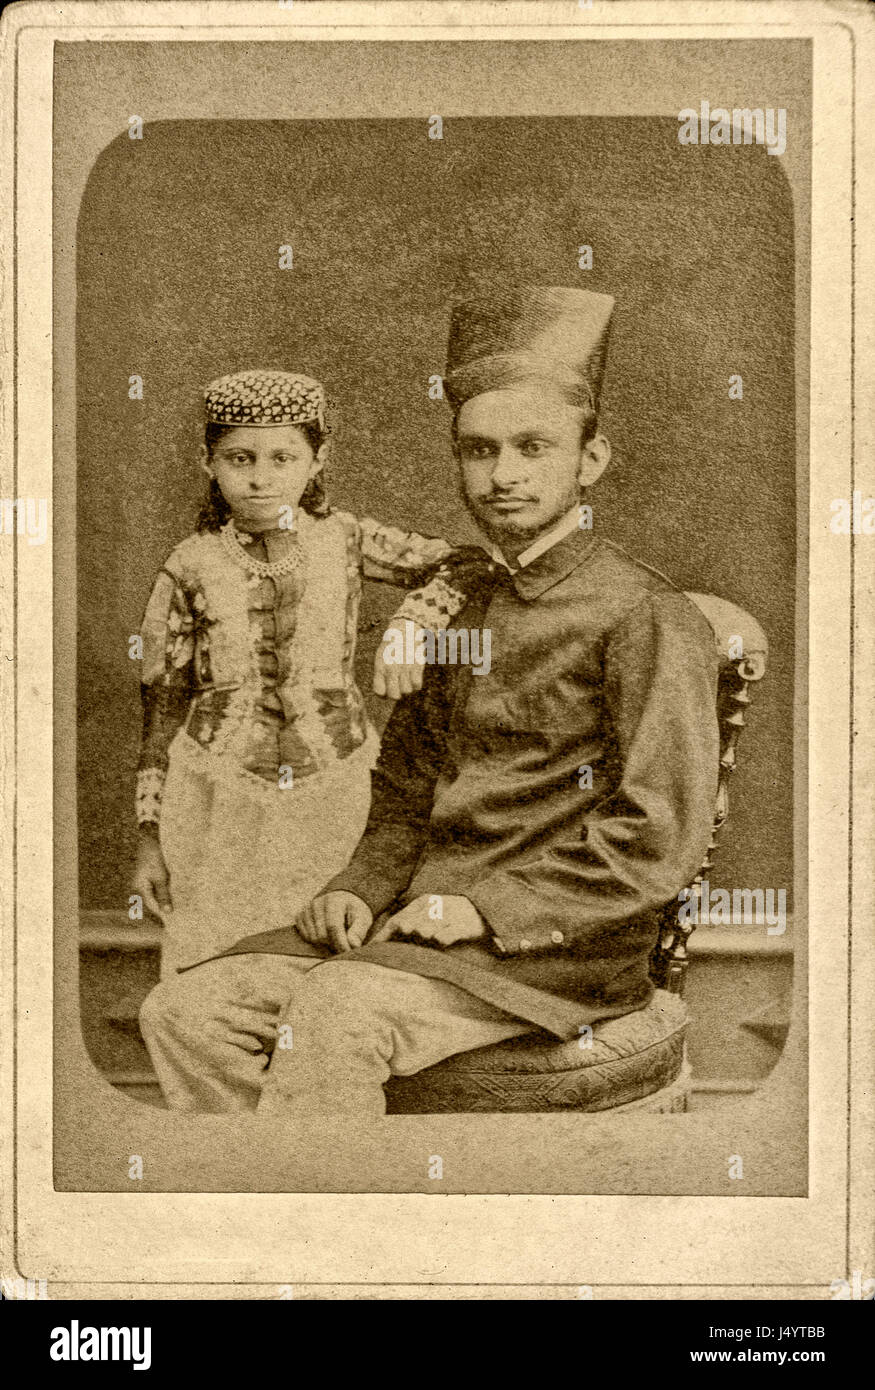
left=140, top=285, right=719, bottom=1115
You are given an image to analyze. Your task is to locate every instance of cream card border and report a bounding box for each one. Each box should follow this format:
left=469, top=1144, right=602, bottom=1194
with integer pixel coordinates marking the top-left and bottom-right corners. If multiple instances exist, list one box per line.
left=0, top=0, right=872, bottom=1299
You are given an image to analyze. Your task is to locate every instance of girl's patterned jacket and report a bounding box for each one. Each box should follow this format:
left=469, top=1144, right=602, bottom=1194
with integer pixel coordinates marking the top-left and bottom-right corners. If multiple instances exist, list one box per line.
left=136, top=510, right=481, bottom=825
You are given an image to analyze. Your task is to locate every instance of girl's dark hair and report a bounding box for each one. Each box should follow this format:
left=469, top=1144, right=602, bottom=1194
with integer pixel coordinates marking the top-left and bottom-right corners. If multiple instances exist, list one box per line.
left=196, top=418, right=332, bottom=532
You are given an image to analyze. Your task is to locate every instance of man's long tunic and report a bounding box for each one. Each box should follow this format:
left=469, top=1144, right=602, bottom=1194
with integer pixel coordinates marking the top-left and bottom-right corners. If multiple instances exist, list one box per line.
left=214, top=527, right=719, bottom=1040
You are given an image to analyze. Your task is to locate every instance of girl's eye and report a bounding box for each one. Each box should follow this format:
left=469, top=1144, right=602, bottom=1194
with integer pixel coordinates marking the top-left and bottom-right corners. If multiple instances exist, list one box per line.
left=522, top=441, right=550, bottom=457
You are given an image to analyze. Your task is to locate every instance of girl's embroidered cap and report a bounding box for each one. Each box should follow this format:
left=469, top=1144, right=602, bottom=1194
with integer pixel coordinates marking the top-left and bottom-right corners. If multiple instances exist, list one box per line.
left=204, top=370, right=325, bottom=427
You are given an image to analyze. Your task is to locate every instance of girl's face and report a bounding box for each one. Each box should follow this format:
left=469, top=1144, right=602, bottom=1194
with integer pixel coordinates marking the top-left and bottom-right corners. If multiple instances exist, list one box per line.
left=208, top=425, right=322, bottom=533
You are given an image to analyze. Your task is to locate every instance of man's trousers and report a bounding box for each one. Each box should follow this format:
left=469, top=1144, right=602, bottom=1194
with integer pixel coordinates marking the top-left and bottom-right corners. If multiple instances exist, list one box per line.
left=139, top=952, right=533, bottom=1115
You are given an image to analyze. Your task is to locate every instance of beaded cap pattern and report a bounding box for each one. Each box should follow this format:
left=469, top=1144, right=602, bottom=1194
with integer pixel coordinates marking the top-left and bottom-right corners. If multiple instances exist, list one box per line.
left=204, top=370, right=325, bottom=428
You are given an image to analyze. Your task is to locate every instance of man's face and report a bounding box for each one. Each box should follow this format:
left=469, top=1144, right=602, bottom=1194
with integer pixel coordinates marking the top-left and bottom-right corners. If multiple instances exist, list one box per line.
left=455, top=384, right=588, bottom=554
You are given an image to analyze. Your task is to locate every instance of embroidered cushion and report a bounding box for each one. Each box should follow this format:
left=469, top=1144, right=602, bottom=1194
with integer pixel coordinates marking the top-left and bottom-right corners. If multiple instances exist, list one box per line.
left=384, top=988, right=687, bottom=1113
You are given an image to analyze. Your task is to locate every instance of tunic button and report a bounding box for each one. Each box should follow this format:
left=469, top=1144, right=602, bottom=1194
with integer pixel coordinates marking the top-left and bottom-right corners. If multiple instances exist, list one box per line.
left=519, top=938, right=532, bottom=951
left=551, top=930, right=564, bottom=944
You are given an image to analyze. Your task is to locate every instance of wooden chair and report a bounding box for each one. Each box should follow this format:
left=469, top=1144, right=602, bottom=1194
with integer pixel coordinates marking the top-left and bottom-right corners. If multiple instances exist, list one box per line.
left=385, top=593, right=768, bottom=1115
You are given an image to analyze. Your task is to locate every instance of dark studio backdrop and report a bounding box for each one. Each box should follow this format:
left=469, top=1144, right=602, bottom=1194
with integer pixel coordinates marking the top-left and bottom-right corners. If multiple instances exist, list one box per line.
left=76, top=116, right=797, bottom=913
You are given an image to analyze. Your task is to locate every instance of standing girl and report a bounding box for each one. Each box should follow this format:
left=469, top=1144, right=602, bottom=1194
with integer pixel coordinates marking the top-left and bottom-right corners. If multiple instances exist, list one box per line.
left=133, top=369, right=470, bottom=975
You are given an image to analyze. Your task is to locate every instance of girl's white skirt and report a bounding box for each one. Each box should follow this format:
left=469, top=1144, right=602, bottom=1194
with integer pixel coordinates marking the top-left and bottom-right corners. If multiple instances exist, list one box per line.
left=156, top=727, right=379, bottom=977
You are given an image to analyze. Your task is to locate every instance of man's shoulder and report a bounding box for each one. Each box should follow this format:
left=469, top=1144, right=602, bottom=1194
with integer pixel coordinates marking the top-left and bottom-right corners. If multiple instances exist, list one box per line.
left=588, top=537, right=681, bottom=595
left=567, top=538, right=715, bottom=648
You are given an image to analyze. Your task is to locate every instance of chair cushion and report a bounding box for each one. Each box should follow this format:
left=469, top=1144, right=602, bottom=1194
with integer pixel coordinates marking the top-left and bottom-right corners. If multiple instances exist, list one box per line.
left=385, top=989, right=688, bottom=1113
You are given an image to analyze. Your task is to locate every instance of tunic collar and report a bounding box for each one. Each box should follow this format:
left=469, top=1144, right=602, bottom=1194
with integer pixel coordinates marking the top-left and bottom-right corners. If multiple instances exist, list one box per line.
left=489, top=508, right=599, bottom=601
left=489, top=504, right=581, bottom=571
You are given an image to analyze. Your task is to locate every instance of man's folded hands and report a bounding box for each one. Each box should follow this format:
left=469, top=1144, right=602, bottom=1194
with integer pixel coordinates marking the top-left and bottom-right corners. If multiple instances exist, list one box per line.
left=367, top=894, right=487, bottom=947
left=295, top=891, right=374, bottom=952
left=295, top=891, right=487, bottom=952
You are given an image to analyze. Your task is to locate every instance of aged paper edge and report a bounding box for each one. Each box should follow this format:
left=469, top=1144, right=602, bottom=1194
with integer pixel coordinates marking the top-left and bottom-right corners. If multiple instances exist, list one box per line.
left=0, top=0, right=872, bottom=1299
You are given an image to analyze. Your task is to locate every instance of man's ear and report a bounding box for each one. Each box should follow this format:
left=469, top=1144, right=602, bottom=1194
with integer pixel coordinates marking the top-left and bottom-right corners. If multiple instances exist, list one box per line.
left=577, top=433, right=611, bottom=488
left=198, top=443, right=213, bottom=479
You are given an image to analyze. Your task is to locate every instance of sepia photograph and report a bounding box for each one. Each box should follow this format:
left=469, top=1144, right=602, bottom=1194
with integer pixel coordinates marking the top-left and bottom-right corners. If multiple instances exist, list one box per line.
left=69, top=26, right=802, bottom=1163
left=2, top=0, right=873, bottom=1312
left=80, top=113, right=792, bottom=1122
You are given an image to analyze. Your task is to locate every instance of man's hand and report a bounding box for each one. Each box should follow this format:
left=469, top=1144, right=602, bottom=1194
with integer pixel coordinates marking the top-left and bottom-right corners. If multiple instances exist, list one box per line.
left=295, top=891, right=374, bottom=953
left=368, top=894, right=488, bottom=947
left=132, top=825, right=173, bottom=921
left=372, top=625, right=428, bottom=700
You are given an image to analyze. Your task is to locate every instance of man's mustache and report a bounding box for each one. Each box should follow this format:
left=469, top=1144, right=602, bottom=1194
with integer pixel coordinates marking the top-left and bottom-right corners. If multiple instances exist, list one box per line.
left=475, top=491, right=537, bottom=504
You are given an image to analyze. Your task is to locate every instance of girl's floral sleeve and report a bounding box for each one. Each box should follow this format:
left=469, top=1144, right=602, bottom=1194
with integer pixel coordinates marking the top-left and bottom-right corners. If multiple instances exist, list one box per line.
left=359, top=516, right=454, bottom=583
left=358, top=515, right=489, bottom=633
left=136, top=560, right=195, bottom=826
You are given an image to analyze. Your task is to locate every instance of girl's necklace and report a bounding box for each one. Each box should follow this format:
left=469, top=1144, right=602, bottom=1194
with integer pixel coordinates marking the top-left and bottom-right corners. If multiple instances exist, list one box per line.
left=219, top=520, right=303, bottom=580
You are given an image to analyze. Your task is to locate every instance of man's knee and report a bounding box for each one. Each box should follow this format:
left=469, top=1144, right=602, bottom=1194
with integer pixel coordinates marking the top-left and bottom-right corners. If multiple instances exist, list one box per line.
left=293, top=961, right=406, bottom=1039
left=296, top=960, right=388, bottom=1022
left=139, top=967, right=216, bottom=1040
left=140, top=953, right=314, bottom=1042
left=140, top=977, right=180, bottom=1038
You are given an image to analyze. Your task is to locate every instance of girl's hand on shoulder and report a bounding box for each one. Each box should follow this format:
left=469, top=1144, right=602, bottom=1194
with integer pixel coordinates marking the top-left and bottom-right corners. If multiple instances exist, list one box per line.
left=133, top=826, right=173, bottom=922
left=373, top=626, right=427, bottom=699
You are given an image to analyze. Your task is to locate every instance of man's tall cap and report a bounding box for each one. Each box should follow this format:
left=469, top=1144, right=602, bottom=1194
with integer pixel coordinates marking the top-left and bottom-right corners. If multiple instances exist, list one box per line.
left=444, top=285, right=615, bottom=413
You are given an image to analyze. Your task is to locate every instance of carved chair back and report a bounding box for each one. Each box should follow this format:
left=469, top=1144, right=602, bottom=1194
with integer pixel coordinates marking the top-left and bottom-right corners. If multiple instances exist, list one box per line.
left=649, top=593, right=768, bottom=994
